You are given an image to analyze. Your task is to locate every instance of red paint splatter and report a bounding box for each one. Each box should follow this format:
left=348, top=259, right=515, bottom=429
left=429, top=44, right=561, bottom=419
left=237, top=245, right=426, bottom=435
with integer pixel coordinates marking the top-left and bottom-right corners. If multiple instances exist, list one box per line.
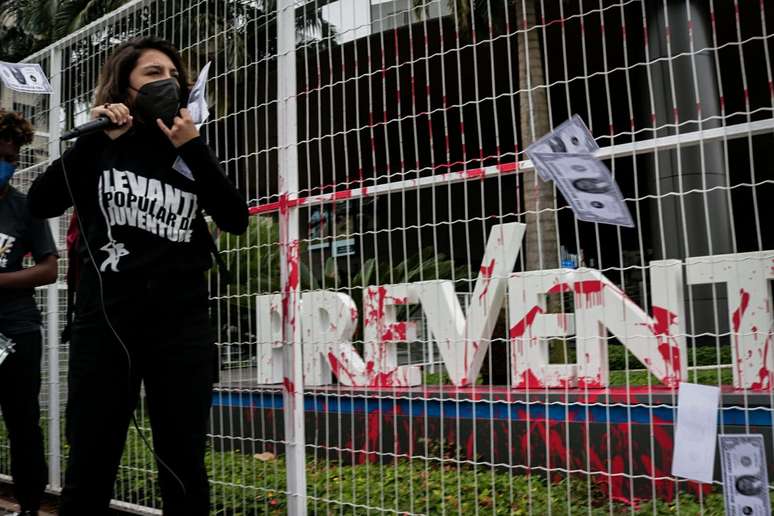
left=497, top=162, right=518, bottom=173
left=750, top=329, right=773, bottom=390
left=650, top=424, right=677, bottom=501
left=732, top=289, right=750, bottom=333
left=465, top=433, right=476, bottom=459
left=651, top=306, right=678, bottom=336
left=609, top=455, right=627, bottom=502
left=286, top=242, right=300, bottom=289
left=381, top=322, right=409, bottom=342
left=537, top=421, right=569, bottom=471
left=369, top=370, right=398, bottom=388
left=514, top=368, right=544, bottom=388
left=278, top=193, right=289, bottom=216
left=362, top=410, right=382, bottom=464
left=365, top=286, right=388, bottom=327
left=478, top=258, right=495, bottom=303
left=547, top=282, right=572, bottom=294
left=574, top=280, right=603, bottom=294
left=464, top=167, right=485, bottom=180
left=574, top=280, right=604, bottom=307
left=332, top=189, right=352, bottom=201
left=280, top=240, right=300, bottom=333
left=364, top=286, right=394, bottom=375
left=577, top=375, right=604, bottom=389
left=326, top=338, right=408, bottom=388
left=248, top=202, right=280, bottom=215
left=555, top=377, right=573, bottom=389
left=509, top=305, right=544, bottom=339
left=282, top=377, right=295, bottom=395
left=648, top=306, right=683, bottom=385
left=732, top=289, right=751, bottom=385
left=547, top=280, right=604, bottom=308
left=657, top=342, right=682, bottom=385
left=327, top=352, right=357, bottom=385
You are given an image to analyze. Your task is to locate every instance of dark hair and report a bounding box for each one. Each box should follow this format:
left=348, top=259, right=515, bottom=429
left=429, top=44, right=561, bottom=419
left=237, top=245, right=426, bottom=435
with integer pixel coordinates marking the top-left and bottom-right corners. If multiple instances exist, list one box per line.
left=94, top=36, right=189, bottom=107
left=0, top=110, right=34, bottom=148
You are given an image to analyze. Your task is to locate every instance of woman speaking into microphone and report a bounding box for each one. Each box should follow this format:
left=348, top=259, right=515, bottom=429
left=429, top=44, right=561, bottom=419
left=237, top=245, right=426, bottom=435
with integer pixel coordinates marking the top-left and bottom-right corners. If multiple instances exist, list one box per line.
left=28, top=37, right=248, bottom=515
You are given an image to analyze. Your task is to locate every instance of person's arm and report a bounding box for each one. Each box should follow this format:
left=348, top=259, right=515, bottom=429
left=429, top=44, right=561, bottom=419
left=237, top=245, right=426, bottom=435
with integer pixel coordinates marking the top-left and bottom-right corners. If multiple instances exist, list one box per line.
left=0, top=254, right=57, bottom=288
left=27, top=131, right=108, bottom=219
left=177, top=137, right=249, bottom=235
left=157, top=109, right=249, bottom=235
left=0, top=207, right=60, bottom=288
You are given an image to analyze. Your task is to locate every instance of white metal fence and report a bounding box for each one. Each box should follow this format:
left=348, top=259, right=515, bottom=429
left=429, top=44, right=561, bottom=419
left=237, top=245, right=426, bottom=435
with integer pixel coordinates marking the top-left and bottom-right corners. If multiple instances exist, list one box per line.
left=1, top=0, right=773, bottom=514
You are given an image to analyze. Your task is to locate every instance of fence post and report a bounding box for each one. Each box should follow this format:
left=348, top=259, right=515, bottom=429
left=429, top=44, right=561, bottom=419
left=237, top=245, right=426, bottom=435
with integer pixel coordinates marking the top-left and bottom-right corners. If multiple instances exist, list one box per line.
left=276, top=1, right=307, bottom=514
left=45, top=45, right=63, bottom=490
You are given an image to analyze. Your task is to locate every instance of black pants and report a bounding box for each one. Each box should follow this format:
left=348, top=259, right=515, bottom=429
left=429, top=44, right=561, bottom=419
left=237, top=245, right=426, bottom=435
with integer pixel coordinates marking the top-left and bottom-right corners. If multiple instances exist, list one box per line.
left=0, top=329, right=48, bottom=512
left=59, top=270, right=216, bottom=516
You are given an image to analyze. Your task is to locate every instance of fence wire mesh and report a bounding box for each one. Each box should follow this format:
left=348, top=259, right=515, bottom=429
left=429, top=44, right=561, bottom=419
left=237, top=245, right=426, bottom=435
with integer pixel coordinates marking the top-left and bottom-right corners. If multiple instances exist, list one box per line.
left=1, top=0, right=773, bottom=514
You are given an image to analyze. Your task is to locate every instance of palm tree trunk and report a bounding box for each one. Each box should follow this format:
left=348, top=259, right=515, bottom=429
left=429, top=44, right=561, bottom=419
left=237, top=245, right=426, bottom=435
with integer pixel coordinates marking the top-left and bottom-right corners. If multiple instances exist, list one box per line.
left=517, top=1, right=558, bottom=272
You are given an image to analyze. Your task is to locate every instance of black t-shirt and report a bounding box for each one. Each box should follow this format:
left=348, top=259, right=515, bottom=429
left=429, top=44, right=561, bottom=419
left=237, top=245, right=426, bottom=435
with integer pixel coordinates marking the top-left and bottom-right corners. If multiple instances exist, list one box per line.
left=0, top=187, right=58, bottom=334
left=27, top=128, right=248, bottom=283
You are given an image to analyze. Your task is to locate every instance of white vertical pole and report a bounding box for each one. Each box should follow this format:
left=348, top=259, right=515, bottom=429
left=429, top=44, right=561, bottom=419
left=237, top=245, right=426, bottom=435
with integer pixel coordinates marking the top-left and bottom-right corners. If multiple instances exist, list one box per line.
left=46, top=45, right=62, bottom=490
left=277, top=1, right=307, bottom=514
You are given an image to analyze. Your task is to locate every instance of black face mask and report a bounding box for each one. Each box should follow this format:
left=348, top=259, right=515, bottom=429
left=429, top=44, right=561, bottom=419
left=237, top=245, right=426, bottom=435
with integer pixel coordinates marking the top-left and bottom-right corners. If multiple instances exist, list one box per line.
left=130, top=78, right=181, bottom=128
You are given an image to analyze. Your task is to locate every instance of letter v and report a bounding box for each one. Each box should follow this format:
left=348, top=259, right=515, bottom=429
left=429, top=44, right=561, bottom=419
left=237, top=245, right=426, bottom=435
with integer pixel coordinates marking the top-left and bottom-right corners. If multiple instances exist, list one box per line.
left=414, top=222, right=525, bottom=386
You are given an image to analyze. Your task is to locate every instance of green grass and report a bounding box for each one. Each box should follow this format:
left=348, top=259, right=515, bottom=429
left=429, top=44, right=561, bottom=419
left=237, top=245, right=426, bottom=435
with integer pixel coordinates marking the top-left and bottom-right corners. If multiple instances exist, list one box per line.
left=608, top=367, right=733, bottom=387
left=0, top=405, right=755, bottom=515
left=422, top=344, right=735, bottom=387
left=104, top=425, right=735, bottom=515
left=424, top=367, right=733, bottom=388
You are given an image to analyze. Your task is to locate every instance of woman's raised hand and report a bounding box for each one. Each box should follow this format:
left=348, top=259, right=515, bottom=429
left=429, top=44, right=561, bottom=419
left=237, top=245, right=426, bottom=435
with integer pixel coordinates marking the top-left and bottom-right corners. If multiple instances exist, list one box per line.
left=91, top=102, right=133, bottom=140
left=156, top=108, right=199, bottom=148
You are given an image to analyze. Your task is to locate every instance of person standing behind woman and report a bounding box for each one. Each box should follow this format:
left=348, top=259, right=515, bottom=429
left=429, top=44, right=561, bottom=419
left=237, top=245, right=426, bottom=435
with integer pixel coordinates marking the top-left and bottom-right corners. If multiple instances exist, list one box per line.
left=0, top=110, right=58, bottom=516
left=27, top=37, right=248, bottom=515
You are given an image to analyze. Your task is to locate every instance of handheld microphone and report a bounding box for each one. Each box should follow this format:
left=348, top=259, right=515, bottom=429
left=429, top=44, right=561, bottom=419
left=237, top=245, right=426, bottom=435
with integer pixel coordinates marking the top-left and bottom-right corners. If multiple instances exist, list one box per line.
left=61, top=116, right=114, bottom=141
